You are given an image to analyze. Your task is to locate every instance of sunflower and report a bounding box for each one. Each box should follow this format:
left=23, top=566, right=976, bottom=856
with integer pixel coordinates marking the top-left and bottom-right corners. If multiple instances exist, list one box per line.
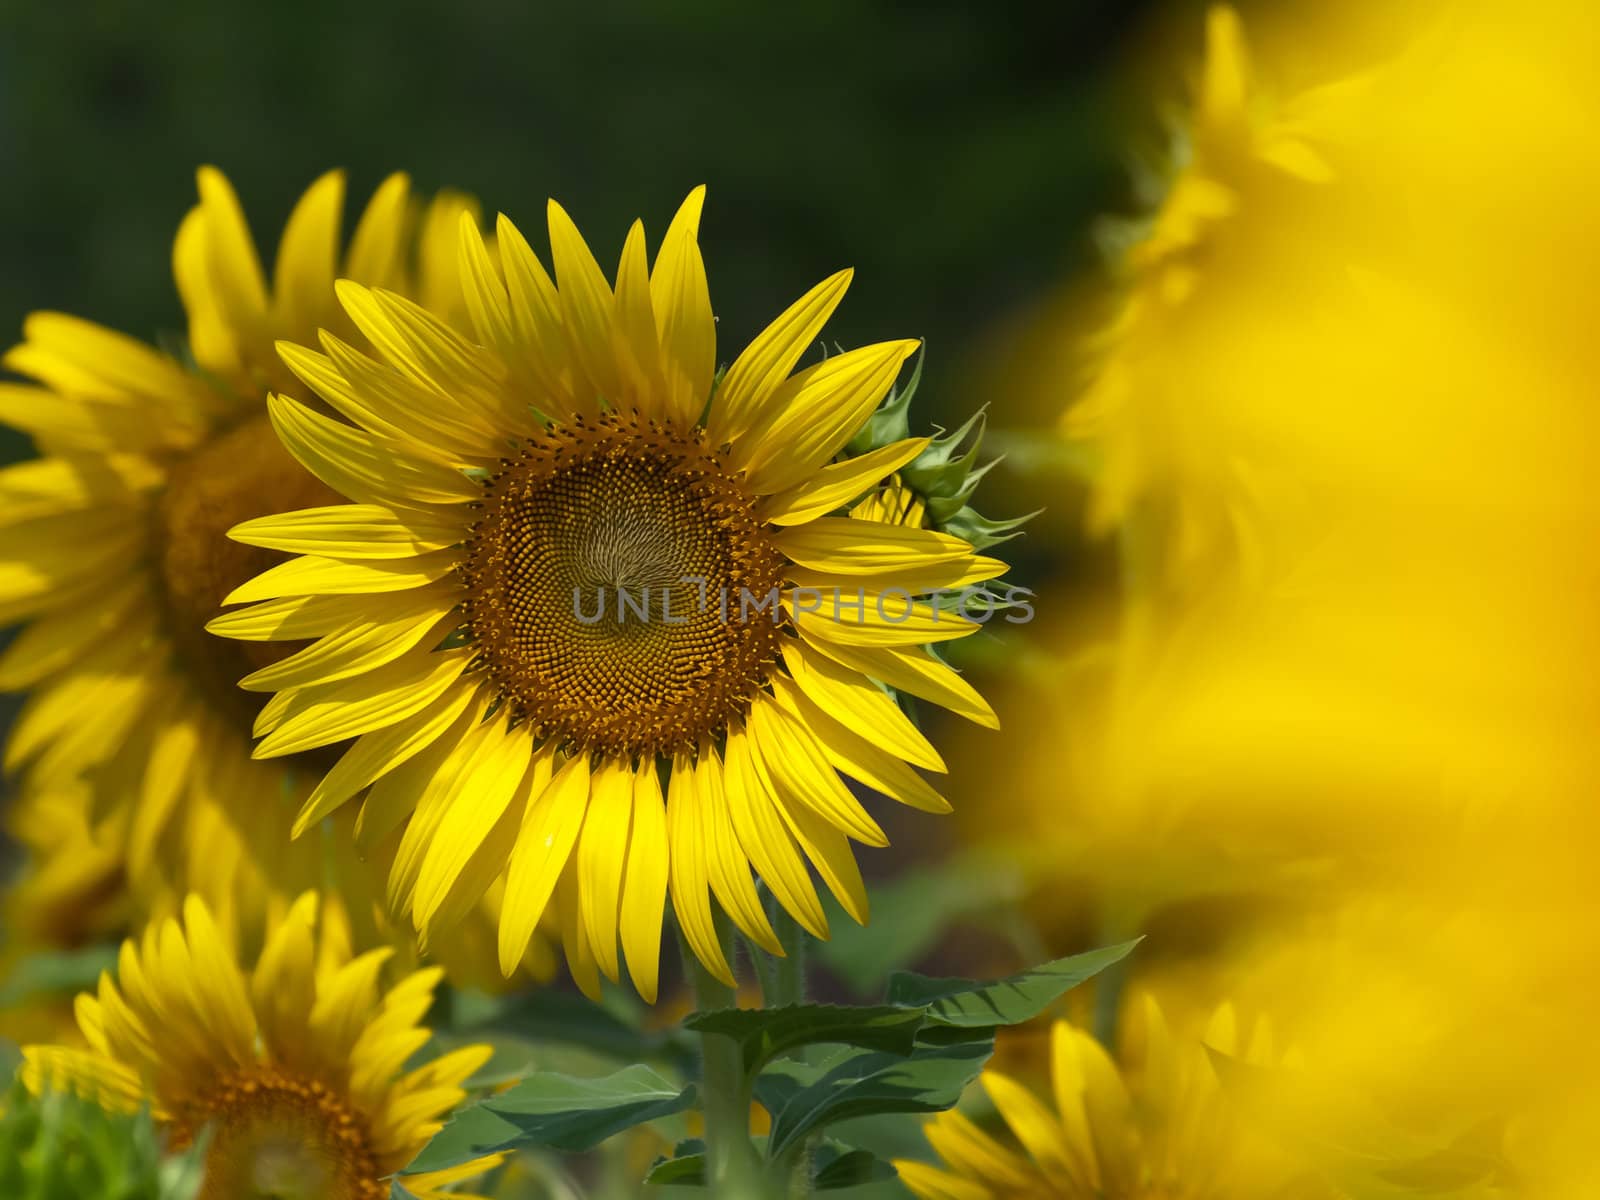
left=895, top=999, right=1331, bottom=1200
left=0, top=166, right=508, bottom=947
left=1064, top=4, right=1353, bottom=590
left=212, top=186, right=1003, bottom=1000
left=21, top=891, right=498, bottom=1200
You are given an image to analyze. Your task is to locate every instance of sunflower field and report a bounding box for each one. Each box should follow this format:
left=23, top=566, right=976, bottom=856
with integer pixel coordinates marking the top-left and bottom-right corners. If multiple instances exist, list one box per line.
left=1, top=1, right=1594, bottom=1197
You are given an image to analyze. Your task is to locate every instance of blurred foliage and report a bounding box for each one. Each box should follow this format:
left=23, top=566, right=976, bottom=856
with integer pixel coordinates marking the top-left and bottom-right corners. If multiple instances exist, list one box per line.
left=0, top=1067, right=201, bottom=1200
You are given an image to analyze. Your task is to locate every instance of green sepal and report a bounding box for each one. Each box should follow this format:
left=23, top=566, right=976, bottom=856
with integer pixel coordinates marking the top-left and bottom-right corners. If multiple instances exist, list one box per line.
left=842, top=346, right=1035, bottom=549
left=941, top=505, right=1039, bottom=551
left=846, top=347, right=921, bottom=454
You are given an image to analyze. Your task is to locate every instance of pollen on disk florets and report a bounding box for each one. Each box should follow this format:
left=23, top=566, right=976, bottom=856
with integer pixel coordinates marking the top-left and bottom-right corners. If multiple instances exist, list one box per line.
left=168, top=1066, right=386, bottom=1200
left=459, top=410, right=787, bottom=759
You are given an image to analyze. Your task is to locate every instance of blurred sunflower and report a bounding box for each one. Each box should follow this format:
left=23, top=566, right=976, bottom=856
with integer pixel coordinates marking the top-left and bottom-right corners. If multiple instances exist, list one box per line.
left=0, top=166, right=512, bottom=948
left=895, top=998, right=1328, bottom=1200
left=1064, top=4, right=1358, bottom=594
left=213, top=187, right=1003, bottom=1000
left=22, top=891, right=499, bottom=1200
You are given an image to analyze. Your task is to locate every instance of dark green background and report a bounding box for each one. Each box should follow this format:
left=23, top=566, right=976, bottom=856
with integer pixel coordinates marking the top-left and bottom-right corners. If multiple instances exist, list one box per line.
left=0, top=0, right=1197, bottom=442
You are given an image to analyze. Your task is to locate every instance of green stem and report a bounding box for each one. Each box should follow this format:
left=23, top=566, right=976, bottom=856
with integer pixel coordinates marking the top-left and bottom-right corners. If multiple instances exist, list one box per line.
left=686, top=925, right=782, bottom=1199
left=765, top=904, right=813, bottom=1193
left=769, top=902, right=807, bottom=1008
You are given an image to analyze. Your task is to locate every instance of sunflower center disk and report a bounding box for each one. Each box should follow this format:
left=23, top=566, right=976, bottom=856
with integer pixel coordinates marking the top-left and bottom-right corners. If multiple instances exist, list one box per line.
left=463, top=413, right=786, bottom=758
left=156, top=413, right=340, bottom=731
left=177, top=1069, right=386, bottom=1200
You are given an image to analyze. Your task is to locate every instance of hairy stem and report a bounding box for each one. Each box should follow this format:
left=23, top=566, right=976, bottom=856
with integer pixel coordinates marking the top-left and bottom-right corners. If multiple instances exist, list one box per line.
left=686, top=924, right=782, bottom=1198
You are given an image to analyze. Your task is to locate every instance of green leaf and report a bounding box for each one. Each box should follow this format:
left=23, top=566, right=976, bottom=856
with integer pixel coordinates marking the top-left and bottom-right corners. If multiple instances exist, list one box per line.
left=683, top=1004, right=927, bottom=1077
left=887, top=939, right=1140, bottom=1029
left=0, top=945, right=118, bottom=1010
left=643, top=1151, right=707, bottom=1186
left=406, top=1065, right=696, bottom=1171
left=760, top=1036, right=995, bottom=1158
left=813, top=1145, right=899, bottom=1189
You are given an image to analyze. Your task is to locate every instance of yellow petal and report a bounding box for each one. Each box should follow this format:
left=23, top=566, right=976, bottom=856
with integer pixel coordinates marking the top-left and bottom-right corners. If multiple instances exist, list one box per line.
left=781, top=638, right=945, bottom=771
left=759, top=437, right=929, bottom=526
left=499, top=754, right=591, bottom=976
left=709, top=269, right=852, bottom=445
left=766, top=775, right=870, bottom=927
left=413, top=720, right=536, bottom=937
left=612, top=218, right=666, bottom=414
left=173, top=203, right=240, bottom=379
left=667, top=749, right=734, bottom=986
left=456, top=211, right=518, bottom=364
left=891, top=1160, right=994, bottom=1200
left=556, top=852, right=602, bottom=1001
left=746, top=692, right=887, bottom=846
left=983, top=1071, right=1077, bottom=1179
left=129, top=708, right=201, bottom=883
left=796, top=633, right=998, bottom=729
left=238, top=592, right=453, bottom=694
left=734, top=339, right=921, bottom=494
left=21, top=1047, right=146, bottom=1114
left=179, top=896, right=258, bottom=1066
left=547, top=198, right=620, bottom=403
left=344, top=172, right=413, bottom=289
left=775, top=517, right=970, bottom=574
left=496, top=213, right=583, bottom=419
left=281, top=335, right=495, bottom=462
left=253, top=650, right=469, bottom=758
left=784, top=587, right=977, bottom=647
left=298, top=682, right=478, bottom=837
left=770, top=673, right=950, bottom=814
left=696, top=742, right=781, bottom=956
left=619, top=761, right=669, bottom=1002
left=723, top=724, right=826, bottom=939
left=229, top=504, right=464, bottom=559
left=0, top=454, right=163, bottom=525
left=266, top=393, right=479, bottom=509
left=924, top=1111, right=1038, bottom=1190
left=11, top=313, right=200, bottom=407
left=650, top=186, right=715, bottom=424
left=356, top=693, right=488, bottom=849
left=785, top=555, right=1008, bottom=598
left=222, top=549, right=457, bottom=606
left=272, top=169, right=345, bottom=344
left=577, top=757, right=634, bottom=983
left=195, top=166, right=270, bottom=344
left=0, top=574, right=146, bottom=689
left=0, top=382, right=192, bottom=455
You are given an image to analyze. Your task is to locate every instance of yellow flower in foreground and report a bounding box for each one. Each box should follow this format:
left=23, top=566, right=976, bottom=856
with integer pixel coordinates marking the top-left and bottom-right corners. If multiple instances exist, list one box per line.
left=215, top=187, right=1002, bottom=1000
left=896, top=1000, right=1328, bottom=1200
left=22, top=892, right=497, bottom=1200
left=0, top=166, right=485, bottom=940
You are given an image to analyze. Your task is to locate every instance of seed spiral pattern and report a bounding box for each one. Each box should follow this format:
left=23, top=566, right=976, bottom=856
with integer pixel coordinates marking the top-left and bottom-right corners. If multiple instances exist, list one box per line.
left=461, top=411, right=786, bottom=758
left=168, top=1067, right=386, bottom=1200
